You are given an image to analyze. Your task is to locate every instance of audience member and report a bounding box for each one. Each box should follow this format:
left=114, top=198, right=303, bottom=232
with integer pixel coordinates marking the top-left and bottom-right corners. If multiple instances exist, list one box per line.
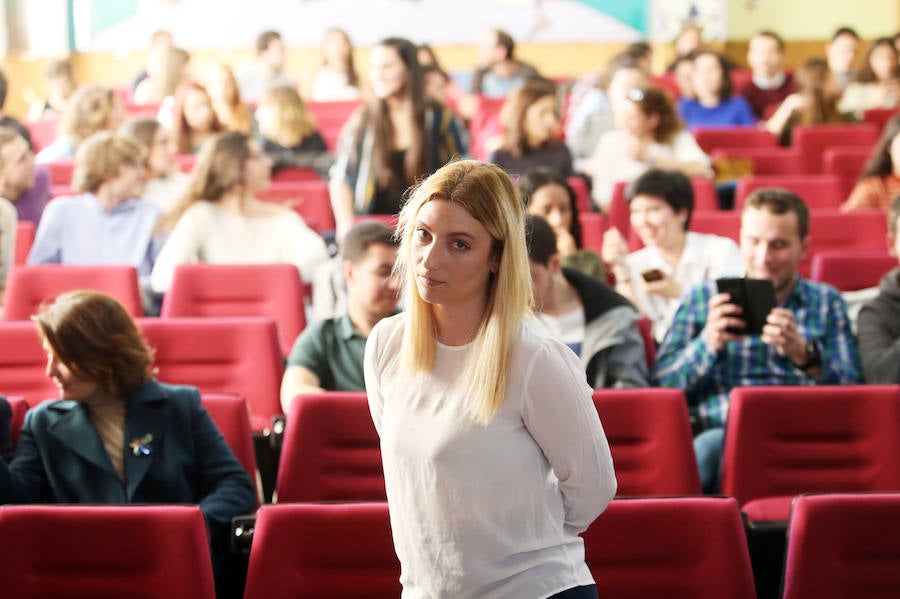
left=28, top=131, right=162, bottom=305
left=677, top=49, right=756, bottom=127
left=670, top=54, right=695, bottom=99
left=132, top=46, right=191, bottom=107
left=305, top=27, right=361, bottom=102
left=653, top=188, right=862, bottom=492
left=766, top=57, right=849, bottom=145
left=170, top=81, right=225, bottom=154
left=470, top=28, right=540, bottom=98
left=26, top=59, right=76, bottom=121
left=602, top=169, right=742, bottom=343
left=0, top=127, right=51, bottom=224
left=202, top=62, right=254, bottom=135
left=857, top=194, right=900, bottom=383
left=527, top=214, right=649, bottom=388
left=519, top=166, right=604, bottom=280
left=236, top=29, right=296, bottom=103
left=256, top=84, right=331, bottom=177
left=588, top=84, right=710, bottom=211
left=826, top=26, right=861, bottom=91
left=150, top=131, right=328, bottom=293
left=0, top=196, right=15, bottom=299
left=667, top=25, right=703, bottom=72
left=740, top=30, right=796, bottom=119
left=842, top=114, right=900, bottom=212
left=0, top=69, right=33, bottom=149
left=131, top=29, right=174, bottom=93
left=489, top=78, right=572, bottom=176
left=329, top=37, right=466, bottom=241
left=35, top=84, right=123, bottom=163
left=0, top=290, right=255, bottom=597
left=119, top=118, right=190, bottom=214
left=839, top=37, right=900, bottom=117
left=417, top=44, right=465, bottom=109
left=281, top=221, right=399, bottom=411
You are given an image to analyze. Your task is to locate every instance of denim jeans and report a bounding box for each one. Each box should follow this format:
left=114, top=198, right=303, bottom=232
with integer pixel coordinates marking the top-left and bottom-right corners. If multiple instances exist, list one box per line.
left=694, top=427, right=725, bottom=494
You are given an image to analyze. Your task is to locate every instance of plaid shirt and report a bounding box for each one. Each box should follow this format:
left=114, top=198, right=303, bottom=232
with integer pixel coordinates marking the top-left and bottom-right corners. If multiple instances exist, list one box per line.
left=652, top=277, right=862, bottom=431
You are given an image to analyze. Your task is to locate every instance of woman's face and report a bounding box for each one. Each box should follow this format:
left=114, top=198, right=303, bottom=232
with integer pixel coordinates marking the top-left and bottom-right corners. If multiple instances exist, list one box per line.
left=323, top=31, right=351, bottom=67
left=523, top=95, right=561, bottom=148
left=148, top=127, right=177, bottom=177
left=618, top=99, right=658, bottom=139
left=527, top=183, right=572, bottom=234
left=870, top=43, right=898, bottom=82
left=43, top=341, right=99, bottom=402
left=629, top=193, right=687, bottom=250
left=369, top=45, right=408, bottom=100
left=184, top=88, right=216, bottom=131
left=691, top=53, right=724, bottom=101
left=412, top=200, right=498, bottom=311
left=242, top=141, right=272, bottom=193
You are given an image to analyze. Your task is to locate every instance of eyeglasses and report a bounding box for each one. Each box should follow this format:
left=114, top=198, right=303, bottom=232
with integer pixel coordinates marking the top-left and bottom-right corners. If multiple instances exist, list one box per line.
left=626, top=87, right=664, bottom=112
left=626, top=87, right=646, bottom=103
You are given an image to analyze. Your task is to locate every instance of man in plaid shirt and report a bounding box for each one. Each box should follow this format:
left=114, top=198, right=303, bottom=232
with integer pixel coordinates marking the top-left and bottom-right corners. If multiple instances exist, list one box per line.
left=653, top=188, right=862, bottom=492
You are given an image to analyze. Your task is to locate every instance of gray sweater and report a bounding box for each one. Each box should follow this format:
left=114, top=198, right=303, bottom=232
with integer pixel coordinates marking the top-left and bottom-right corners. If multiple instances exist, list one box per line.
left=857, top=266, right=900, bottom=383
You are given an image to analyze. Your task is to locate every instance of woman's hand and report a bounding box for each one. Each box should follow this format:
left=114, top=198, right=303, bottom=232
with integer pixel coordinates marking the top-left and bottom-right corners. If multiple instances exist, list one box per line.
left=641, top=271, right=682, bottom=300
left=600, top=226, right=628, bottom=265
left=554, top=227, right=577, bottom=257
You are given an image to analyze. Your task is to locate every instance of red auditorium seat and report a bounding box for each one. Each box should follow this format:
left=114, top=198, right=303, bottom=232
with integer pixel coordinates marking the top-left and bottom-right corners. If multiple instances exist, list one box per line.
left=5, top=395, right=28, bottom=448
left=692, top=126, right=777, bottom=154
left=275, top=392, right=384, bottom=503
left=683, top=211, right=740, bottom=244
left=307, top=99, right=363, bottom=152
left=792, top=123, right=880, bottom=173
left=710, top=146, right=807, bottom=175
left=810, top=250, right=896, bottom=291
left=161, top=263, right=306, bottom=357
left=137, top=317, right=284, bottom=433
left=243, top=502, right=400, bottom=599
left=0, top=321, right=57, bottom=405
left=174, top=153, right=196, bottom=173
left=782, top=493, right=900, bottom=599
left=271, top=166, right=322, bottom=182
left=258, top=180, right=335, bottom=234
left=1, top=265, right=144, bottom=320
left=567, top=175, right=592, bottom=213
left=44, top=159, right=76, bottom=186
left=636, top=316, right=656, bottom=370
left=592, top=388, right=701, bottom=496
left=734, top=174, right=844, bottom=211
left=468, top=95, right=506, bottom=161
left=822, top=145, right=871, bottom=200
left=200, top=393, right=261, bottom=506
left=802, top=210, right=890, bottom=278
left=720, top=385, right=900, bottom=524
left=583, top=497, right=756, bottom=599
left=578, top=212, right=608, bottom=254
left=862, top=107, right=899, bottom=132
left=729, top=68, right=753, bottom=93
left=14, top=220, right=35, bottom=265
left=0, top=505, right=216, bottom=599
left=22, top=118, right=59, bottom=152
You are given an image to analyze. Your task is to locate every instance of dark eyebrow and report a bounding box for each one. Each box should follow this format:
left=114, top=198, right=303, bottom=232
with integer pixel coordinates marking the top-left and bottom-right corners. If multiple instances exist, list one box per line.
left=414, top=220, right=475, bottom=241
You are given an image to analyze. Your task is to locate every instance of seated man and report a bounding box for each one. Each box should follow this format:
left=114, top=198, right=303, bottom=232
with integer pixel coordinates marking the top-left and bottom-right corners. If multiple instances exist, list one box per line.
left=470, top=28, right=540, bottom=99
left=858, top=195, right=900, bottom=383
left=740, top=30, right=796, bottom=119
left=0, top=127, right=51, bottom=224
left=280, top=221, right=399, bottom=412
left=526, top=214, right=649, bottom=388
left=653, top=188, right=862, bottom=493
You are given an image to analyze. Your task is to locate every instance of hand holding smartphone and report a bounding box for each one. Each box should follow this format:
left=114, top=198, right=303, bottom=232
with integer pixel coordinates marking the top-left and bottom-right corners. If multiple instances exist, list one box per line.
left=715, top=278, right=777, bottom=335
left=641, top=268, right=665, bottom=283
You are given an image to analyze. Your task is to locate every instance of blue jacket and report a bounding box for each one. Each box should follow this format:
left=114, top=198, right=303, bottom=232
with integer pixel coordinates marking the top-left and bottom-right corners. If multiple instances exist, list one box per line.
left=0, top=380, right=256, bottom=558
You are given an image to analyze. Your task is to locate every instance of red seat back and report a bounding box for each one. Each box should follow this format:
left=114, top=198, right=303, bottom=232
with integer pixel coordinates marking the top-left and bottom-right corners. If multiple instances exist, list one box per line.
left=271, top=166, right=322, bottom=182
left=735, top=174, right=844, bottom=211
left=23, top=118, right=59, bottom=152
left=583, top=497, right=756, bottom=599
left=307, top=99, right=363, bottom=152
left=810, top=250, right=896, bottom=291
left=44, top=159, right=76, bottom=186
left=710, top=146, right=807, bottom=175
left=137, top=317, right=284, bottom=433
left=822, top=145, right=871, bottom=200
left=567, top=175, right=591, bottom=213
left=593, top=389, right=701, bottom=496
left=692, top=126, right=777, bottom=154
left=720, top=385, right=900, bottom=521
left=276, top=392, right=384, bottom=503
left=862, top=108, right=899, bottom=133
left=5, top=395, right=28, bottom=448
left=0, top=321, right=57, bottom=405
left=14, top=221, right=36, bottom=265
left=792, top=123, right=880, bottom=173
left=685, top=211, right=741, bottom=244
left=803, top=210, right=890, bottom=278
left=258, top=180, right=335, bottom=234
left=1, top=265, right=144, bottom=321
left=0, top=504, right=216, bottom=599
left=469, top=95, right=507, bottom=161
left=578, top=212, right=608, bottom=254
left=174, top=153, right=196, bottom=173
left=200, top=393, right=261, bottom=506
left=161, top=263, right=306, bottom=358
left=244, top=502, right=400, bottom=599
left=636, top=316, right=656, bottom=370
left=783, top=493, right=900, bottom=599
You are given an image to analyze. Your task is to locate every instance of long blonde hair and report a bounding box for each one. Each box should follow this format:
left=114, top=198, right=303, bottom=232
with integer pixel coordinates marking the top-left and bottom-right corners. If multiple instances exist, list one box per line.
left=395, top=160, right=532, bottom=424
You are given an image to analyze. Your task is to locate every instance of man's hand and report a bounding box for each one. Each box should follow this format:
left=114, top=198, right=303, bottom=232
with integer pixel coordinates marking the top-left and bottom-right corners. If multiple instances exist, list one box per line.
left=702, top=292, right=745, bottom=353
left=761, top=307, right=807, bottom=365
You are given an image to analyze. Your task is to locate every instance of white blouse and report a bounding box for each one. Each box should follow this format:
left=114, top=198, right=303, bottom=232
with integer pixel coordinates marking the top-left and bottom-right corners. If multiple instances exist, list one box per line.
left=364, top=314, right=616, bottom=599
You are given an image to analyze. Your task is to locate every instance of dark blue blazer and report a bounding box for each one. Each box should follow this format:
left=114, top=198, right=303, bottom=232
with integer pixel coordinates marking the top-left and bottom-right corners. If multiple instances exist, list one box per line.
left=0, top=380, right=256, bottom=554
left=0, top=397, right=11, bottom=463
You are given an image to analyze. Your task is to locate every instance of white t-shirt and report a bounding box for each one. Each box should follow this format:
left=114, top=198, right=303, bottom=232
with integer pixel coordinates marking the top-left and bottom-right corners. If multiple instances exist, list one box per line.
left=364, top=313, right=616, bottom=599
left=622, top=231, right=743, bottom=342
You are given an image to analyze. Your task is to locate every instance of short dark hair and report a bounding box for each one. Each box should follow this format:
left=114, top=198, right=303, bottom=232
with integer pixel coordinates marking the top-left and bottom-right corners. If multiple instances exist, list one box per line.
left=625, top=41, right=652, bottom=61
left=832, top=26, right=860, bottom=42
left=518, top=166, right=584, bottom=248
left=342, top=221, right=398, bottom=264
left=256, top=30, right=282, bottom=54
left=743, top=187, right=810, bottom=240
left=890, top=194, right=900, bottom=239
left=495, top=29, right=515, bottom=59
left=525, top=214, right=558, bottom=266
left=754, top=30, right=785, bottom=51
left=626, top=168, right=695, bottom=230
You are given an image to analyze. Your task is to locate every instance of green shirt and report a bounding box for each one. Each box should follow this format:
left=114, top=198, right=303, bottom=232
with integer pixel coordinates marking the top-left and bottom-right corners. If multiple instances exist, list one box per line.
left=286, top=314, right=367, bottom=391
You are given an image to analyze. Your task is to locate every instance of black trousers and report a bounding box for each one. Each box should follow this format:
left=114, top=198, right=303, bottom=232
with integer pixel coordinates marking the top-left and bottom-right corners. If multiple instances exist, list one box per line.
left=549, top=584, right=599, bottom=599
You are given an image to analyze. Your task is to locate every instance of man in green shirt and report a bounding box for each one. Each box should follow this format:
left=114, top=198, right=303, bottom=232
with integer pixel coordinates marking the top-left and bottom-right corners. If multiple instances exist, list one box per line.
left=280, top=221, right=399, bottom=412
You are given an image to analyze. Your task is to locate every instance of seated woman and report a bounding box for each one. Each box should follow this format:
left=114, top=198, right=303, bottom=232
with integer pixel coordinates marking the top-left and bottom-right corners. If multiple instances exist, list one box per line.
left=26, top=59, right=76, bottom=121
left=842, top=114, right=900, bottom=212
left=256, top=84, right=332, bottom=177
left=202, top=62, right=254, bottom=135
left=489, top=78, right=573, bottom=177
left=28, top=131, right=162, bottom=305
left=0, top=290, right=256, bottom=597
left=171, top=81, right=225, bottom=155
left=518, top=166, right=604, bottom=281
left=601, top=168, right=742, bottom=344
left=132, top=46, right=190, bottom=107
left=120, top=119, right=190, bottom=215
left=305, top=27, right=361, bottom=102
left=150, top=131, right=329, bottom=294
left=589, top=84, right=711, bottom=212
left=35, top=84, right=123, bottom=163
left=839, top=37, right=900, bottom=118
left=677, top=49, right=756, bottom=128
left=766, top=57, right=849, bottom=145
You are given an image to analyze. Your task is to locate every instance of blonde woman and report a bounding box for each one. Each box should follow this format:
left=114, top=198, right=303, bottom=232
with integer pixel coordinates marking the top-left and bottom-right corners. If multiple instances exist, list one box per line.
left=256, top=84, right=331, bottom=176
left=202, top=62, right=254, bottom=135
left=35, top=84, right=123, bottom=163
left=364, top=160, right=616, bottom=598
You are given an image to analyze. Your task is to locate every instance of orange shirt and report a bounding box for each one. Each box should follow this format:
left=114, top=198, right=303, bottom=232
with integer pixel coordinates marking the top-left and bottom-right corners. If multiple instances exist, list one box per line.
left=842, top=174, right=900, bottom=212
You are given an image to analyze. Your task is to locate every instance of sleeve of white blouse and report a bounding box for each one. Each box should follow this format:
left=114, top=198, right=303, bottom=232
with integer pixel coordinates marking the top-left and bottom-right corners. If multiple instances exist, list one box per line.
left=522, top=338, right=617, bottom=534
left=363, top=319, right=386, bottom=435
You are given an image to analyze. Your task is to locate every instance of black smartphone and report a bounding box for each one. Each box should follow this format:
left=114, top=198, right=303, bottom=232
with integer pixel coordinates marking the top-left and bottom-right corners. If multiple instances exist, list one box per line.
left=715, top=278, right=777, bottom=335
left=641, top=268, right=665, bottom=282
